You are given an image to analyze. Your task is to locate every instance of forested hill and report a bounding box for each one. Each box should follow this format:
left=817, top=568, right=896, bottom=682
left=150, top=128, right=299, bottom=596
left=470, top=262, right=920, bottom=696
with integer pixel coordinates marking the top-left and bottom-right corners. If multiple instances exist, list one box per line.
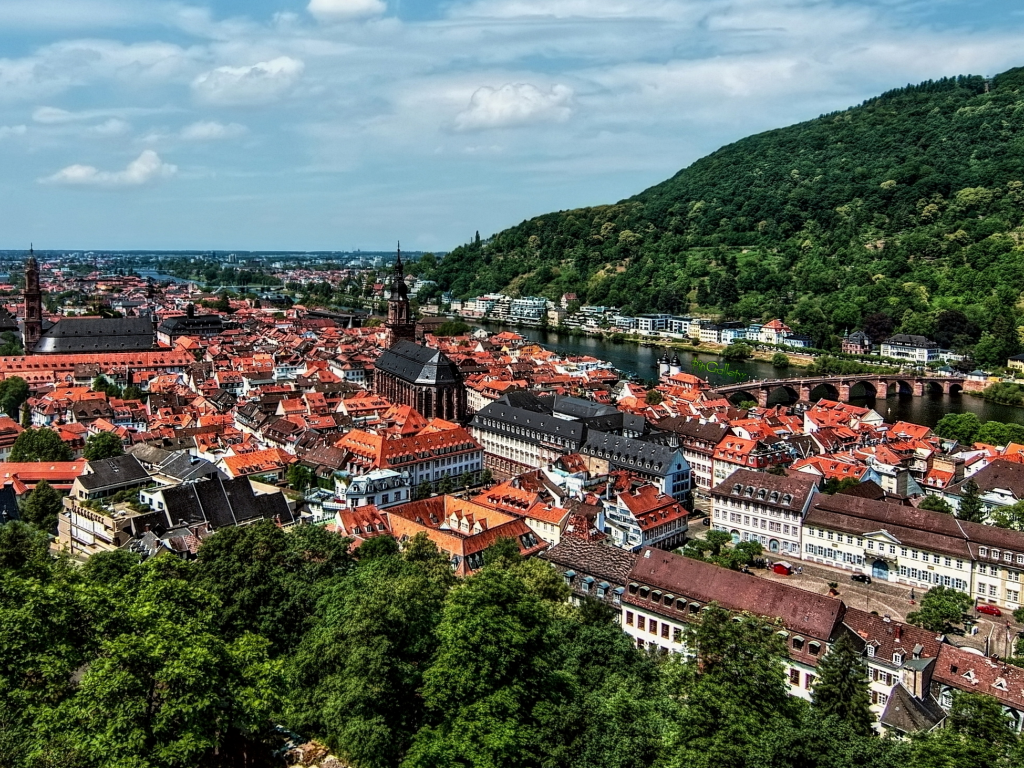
left=430, top=66, right=1024, bottom=366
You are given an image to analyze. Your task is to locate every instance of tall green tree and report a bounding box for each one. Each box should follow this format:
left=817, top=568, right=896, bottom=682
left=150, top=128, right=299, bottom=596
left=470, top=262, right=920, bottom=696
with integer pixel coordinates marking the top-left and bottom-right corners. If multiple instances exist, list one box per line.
left=83, top=431, right=125, bottom=461
left=955, top=479, right=986, bottom=523
left=907, top=585, right=972, bottom=633
left=0, top=377, right=29, bottom=419
left=20, top=479, right=63, bottom=533
left=9, top=428, right=73, bottom=462
left=910, top=691, right=1020, bottom=768
left=288, top=554, right=448, bottom=768
left=810, top=632, right=874, bottom=736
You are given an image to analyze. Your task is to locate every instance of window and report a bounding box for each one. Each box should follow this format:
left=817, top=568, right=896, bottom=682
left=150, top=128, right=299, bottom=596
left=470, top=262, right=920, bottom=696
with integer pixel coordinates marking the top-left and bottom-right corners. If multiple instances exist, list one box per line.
left=808, top=642, right=821, bottom=656
left=649, top=621, right=659, bottom=635
left=789, top=668, right=800, bottom=685
left=989, top=584, right=998, bottom=597
left=893, top=653, right=903, bottom=665
left=866, top=645, right=875, bottom=657
left=901, top=547, right=907, bottom=556
left=625, top=611, right=634, bottom=626
left=877, top=692, right=889, bottom=707
left=636, top=638, right=645, bottom=650
left=804, top=673, right=815, bottom=690
left=637, top=616, right=645, bottom=631
left=661, top=623, right=670, bottom=639
left=673, top=628, right=682, bottom=643
left=792, top=637, right=804, bottom=651
left=867, top=541, right=874, bottom=550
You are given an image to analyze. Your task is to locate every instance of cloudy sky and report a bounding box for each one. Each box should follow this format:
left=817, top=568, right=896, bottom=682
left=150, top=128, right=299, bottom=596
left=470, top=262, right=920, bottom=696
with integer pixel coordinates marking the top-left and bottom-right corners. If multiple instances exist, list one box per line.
left=1, top=0, right=1021, bottom=252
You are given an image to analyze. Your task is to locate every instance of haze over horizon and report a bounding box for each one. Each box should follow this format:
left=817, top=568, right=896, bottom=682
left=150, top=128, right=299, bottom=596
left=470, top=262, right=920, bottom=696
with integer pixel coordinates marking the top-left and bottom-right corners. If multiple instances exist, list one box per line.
left=1, top=0, right=1022, bottom=253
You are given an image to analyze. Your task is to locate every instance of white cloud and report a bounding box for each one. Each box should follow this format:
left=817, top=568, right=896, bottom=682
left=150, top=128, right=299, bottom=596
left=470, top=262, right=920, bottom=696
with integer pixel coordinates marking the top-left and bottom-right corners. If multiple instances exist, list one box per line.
left=454, top=83, right=573, bottom=130
left=191, top=57, right=305, bottom=106
left=308, top=0, right=387, bottom=22
left=90, top=118, right=131, bottom=136
left=180, top=121, right=247, bottom=141
left=41, top=150, right=177, bottom=187
left=451, top=0, right=687, bottom=20
left=0, top=125, right=27, bottom=139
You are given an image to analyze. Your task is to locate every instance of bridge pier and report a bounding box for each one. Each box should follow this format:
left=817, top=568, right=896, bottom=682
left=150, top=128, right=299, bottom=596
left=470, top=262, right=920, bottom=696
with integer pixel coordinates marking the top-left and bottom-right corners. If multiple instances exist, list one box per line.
left=799, top=385, right=812, bottom=402
left=912, top=381, right=924, bottom=397
left=756, top=388, right=769, bottom=408
left=838, top=383, right=851, bottom=402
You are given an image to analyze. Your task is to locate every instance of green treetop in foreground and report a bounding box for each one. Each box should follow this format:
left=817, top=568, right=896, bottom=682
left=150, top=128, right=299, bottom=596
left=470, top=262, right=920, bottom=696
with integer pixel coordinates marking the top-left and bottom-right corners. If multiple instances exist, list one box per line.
left=1, top=520, right=1023, bottom=767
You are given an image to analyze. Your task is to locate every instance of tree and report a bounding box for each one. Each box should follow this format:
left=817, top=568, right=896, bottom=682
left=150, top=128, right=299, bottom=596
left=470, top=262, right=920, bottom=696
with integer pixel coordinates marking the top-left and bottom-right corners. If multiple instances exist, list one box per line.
left=862, top=313, right=894, bottom=344
left=0, top=376, right=29, bottom=419
left=919, top=494, right=953, bottom=514
left=286, top=462, right=315, bottom=492
left=955, top=479, right=986, bottom=523
left=663, top=605, right=799, bottom=768
left=991, top=499, right=1024, bottom=531
left=437, top=473, right=454, bottom=495
left=83, top=431, right=124, bottom=461
left=771, top=352, right=790, bottom=368
left=21, top=480, right=63, bottom=533
left=822, top=477, right=861, bottom=495
left=907, top=585, right=972, bottom=633
left=910, top=690, right=1020, bottom=768
left=645, top=389, right=664, bottom=405
left=9, top=428, right=73, bottom=462
left=355, top=534, right=400, bottom=560
left=415, top=480, right=432, bottom=500
left=403, top=568, right=553, bottom=768
left=433, top=320, right=470, bottom=337
left=721, top=343, right=753, bottom=361
left=810, top=632, right=874, bottom=736
left=934, top=412, right=981, bottom=444
left=766, top=464, right=788, bottom=476
left=287, top=556, right=447, bottom=768
left=480, top=469, right=493, bottom=485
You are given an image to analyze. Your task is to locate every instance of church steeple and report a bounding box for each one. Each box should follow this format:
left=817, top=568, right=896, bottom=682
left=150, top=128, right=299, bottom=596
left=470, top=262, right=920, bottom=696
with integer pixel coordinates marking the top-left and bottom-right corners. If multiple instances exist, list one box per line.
left=23, top=246, right=42, bottom=353
left=385, top=242, right=415, bottom=347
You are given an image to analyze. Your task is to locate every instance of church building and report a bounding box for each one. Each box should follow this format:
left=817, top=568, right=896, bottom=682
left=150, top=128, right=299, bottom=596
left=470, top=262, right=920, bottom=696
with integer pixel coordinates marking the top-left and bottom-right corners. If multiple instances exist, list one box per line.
left=20, top=249, right=156, bottom=355
left=373, top=247, right=467, bottom=422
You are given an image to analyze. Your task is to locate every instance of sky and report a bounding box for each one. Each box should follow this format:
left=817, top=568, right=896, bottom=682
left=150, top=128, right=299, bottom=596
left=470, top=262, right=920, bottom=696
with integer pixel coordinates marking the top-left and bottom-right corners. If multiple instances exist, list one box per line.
left=1, top=0, right=1022, bottom=253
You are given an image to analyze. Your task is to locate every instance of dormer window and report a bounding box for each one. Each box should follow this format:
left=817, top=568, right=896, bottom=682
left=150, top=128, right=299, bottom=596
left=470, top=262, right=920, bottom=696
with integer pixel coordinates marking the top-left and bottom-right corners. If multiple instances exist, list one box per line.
left=866, top=645, right=875, bottom=657
left=792, top=636, right=805, bottom=651
left=893, top=653, right=903, bottom=665
left=808, top=642, right=821, bottom=656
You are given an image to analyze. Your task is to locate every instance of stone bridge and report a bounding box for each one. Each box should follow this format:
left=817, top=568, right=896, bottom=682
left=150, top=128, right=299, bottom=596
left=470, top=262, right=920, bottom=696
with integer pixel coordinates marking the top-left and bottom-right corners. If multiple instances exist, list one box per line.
left=712, top=374, right=972, bottom=407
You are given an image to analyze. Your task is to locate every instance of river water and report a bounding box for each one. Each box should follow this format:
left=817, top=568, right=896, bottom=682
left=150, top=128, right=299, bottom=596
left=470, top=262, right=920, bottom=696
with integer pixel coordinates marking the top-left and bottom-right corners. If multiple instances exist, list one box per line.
left=488, top=326, right=1024, bottom=430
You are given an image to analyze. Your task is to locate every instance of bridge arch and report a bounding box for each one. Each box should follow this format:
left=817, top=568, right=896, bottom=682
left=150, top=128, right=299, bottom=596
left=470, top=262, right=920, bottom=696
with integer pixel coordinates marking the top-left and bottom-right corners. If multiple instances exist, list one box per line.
left=895, top=379, right=915, bottom=395
left=727, top=389, right=763, bottom=407
left=926, top=381, right=945, bottom=395
left=808, top=381, right=841, bottom=402
left=949, top=381, right=964, bottom=395
left=767, top=384, right=800, bottom=405
left=848, top=380, right=879, bottom=399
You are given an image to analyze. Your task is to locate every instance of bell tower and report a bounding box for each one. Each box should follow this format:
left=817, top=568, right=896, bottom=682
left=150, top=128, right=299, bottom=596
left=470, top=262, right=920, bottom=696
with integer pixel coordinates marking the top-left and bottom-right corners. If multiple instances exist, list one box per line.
left=385, top=243, right=416, bottom=347
left=23, top=246, right=42, bottom=353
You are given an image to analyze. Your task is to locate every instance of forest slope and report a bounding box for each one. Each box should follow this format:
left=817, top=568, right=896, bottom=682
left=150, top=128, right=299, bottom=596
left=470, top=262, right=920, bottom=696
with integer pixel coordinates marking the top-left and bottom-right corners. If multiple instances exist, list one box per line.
left=431, top=67, right=1024, bottom=366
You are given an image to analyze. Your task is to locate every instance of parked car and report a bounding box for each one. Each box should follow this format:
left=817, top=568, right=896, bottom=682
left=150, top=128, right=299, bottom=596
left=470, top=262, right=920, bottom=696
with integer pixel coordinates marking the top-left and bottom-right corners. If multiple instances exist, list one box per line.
left=701, top=517, right=711, bottom=526
left=976, top=604, right=1003, bottom=617
left=850, top=573, right=872, bottom=584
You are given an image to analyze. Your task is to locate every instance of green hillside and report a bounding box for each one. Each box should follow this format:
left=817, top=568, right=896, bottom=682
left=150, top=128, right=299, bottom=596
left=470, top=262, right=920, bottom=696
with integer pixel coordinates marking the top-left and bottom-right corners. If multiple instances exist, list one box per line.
left=430, top=67, right=1024, bottom=367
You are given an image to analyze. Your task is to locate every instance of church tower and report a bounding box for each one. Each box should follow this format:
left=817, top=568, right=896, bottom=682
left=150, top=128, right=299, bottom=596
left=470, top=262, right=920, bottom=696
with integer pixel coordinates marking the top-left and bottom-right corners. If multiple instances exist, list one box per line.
left=384, top=244, right=416, bottom=347
left=23, top=247, right=42, bottom=353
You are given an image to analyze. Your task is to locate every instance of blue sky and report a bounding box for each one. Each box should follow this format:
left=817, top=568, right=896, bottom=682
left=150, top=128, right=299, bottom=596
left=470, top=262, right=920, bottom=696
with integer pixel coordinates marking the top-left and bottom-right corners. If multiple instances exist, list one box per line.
left=0, top=0, right=1021, bottom=252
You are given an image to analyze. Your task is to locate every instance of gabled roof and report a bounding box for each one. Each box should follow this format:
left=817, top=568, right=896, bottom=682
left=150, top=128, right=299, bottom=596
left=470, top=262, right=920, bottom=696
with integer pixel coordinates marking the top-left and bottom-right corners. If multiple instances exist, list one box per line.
left=374, top=340, right=461, bottom=385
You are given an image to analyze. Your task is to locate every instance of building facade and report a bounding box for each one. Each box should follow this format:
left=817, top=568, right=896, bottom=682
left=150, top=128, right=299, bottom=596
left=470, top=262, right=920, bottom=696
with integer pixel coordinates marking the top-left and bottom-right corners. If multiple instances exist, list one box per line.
left=710, top=469, right=819, bottom=556
left=373, top=340, right=467, bottom=422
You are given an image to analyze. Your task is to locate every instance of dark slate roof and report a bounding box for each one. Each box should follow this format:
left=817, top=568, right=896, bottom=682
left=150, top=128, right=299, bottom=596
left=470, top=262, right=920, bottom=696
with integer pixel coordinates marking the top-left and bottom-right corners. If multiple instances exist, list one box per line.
left=879, top=682, right=944, bottom=733
left=0, top=307, right=19, bottom=333
left=656, top=417, right=731, bottom=445
left=156, top=453, right=223, bottom=482
left=78, top=454, right=150, bottom=491
left=882, top=334, right=937, bottom=349
left=947, top=458, right=1024, bottom=500
left=710, top=467, right=818, bottom=506
left=498, top=391, right=551, bottom=413
left=157, top=315, right=224, bottom=335
left=542, top=538, right=638, bottom=585
left=374, top=340, right=462, bottom=386
left=0, top=484, right=20, bottom=524
left=472, top=402, right=586, bottom=445
left=582, top=432, right=683, bottom=476
left=159, top=476, right=294, bottom=528
left=547, top=395, right=619, bottom=420
left=34, top=316, right=155, bottom=354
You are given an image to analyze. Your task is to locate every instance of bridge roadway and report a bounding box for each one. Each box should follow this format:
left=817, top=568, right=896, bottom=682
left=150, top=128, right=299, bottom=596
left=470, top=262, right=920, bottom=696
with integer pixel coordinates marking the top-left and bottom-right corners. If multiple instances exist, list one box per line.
left=712, top=374, right=970, bottom=407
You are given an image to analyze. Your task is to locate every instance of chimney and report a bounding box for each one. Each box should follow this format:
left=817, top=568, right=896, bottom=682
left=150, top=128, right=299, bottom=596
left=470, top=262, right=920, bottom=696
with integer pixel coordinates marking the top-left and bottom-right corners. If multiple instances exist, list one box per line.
left=895, top=624, right=902, bottom=641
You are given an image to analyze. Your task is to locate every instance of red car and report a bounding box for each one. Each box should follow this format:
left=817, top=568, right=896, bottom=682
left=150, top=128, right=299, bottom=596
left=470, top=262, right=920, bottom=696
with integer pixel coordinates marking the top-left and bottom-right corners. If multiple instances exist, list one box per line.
left=976, top=604, right=1002, bottom=617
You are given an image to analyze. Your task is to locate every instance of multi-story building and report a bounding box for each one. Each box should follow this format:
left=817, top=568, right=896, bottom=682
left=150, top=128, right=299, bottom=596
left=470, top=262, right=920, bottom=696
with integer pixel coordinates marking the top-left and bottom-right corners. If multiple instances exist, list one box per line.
left=801, top=491, right=1024, bottom=612
left=710, top=469, right=818, bottom=556
left=879, top=334, right=939, bottom=363
left=603, top=484, right=689, bottom=551
left=945, top=458, right=1024, bottom=517
left=336, top=424, right=483, bottom=490
left=336, top=468, right=412, bottom=509
left=622, top=548, right=846, bottom=700
left=653, top=418, right=730, bottom=495
left=581, top=432, right=691, bottom=503
left=634, top=314, right=671, bottom=333
left=510, top=296, right=549, bottom=322
left=711, top=435, right=791, bottom=485
left=842, top=331, right=873, bottom=355
left=542, top=538, right=635, bottom=609
left=471, top=398, right=586, bottom=477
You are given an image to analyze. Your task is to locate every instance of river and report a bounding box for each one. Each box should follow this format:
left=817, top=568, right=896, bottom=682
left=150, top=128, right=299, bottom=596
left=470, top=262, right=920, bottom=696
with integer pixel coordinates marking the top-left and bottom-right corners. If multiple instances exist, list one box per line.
left=485, top=325, right=1024, bottom=430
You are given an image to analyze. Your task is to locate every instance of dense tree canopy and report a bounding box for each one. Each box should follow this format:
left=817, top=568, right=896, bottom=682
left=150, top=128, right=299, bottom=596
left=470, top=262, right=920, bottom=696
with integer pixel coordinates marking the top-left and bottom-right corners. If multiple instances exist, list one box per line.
left=10, top=427, right=73, bottom=462
left=83, top=431, right=125, bottom=461
left=431, top=69, right=1024, bottom=359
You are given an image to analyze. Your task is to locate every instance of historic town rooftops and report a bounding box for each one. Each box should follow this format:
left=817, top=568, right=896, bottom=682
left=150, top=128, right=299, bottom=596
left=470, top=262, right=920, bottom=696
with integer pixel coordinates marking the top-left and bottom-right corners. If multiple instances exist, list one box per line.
left=655, top=418, right=731, bottom=447
left=542, top=537, right=639, bottom=584
left=710, top=468, right=818, bottom=508
left=933, top=643, right=1024, bottom=713
left=842, top=607, right=944, bottom=665
left=628, top=547, right=845, bottom=641
left=375, top=340, right=461, bottom=386
left=947, top=458, right=1024, bottom=500
left=879, top=682, right=945, bottom=734
left=152, top=475, right=294, bottom=529
left=472, top=402, right=586, bottom=444
left=582, top=432, right=681, bottom=475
